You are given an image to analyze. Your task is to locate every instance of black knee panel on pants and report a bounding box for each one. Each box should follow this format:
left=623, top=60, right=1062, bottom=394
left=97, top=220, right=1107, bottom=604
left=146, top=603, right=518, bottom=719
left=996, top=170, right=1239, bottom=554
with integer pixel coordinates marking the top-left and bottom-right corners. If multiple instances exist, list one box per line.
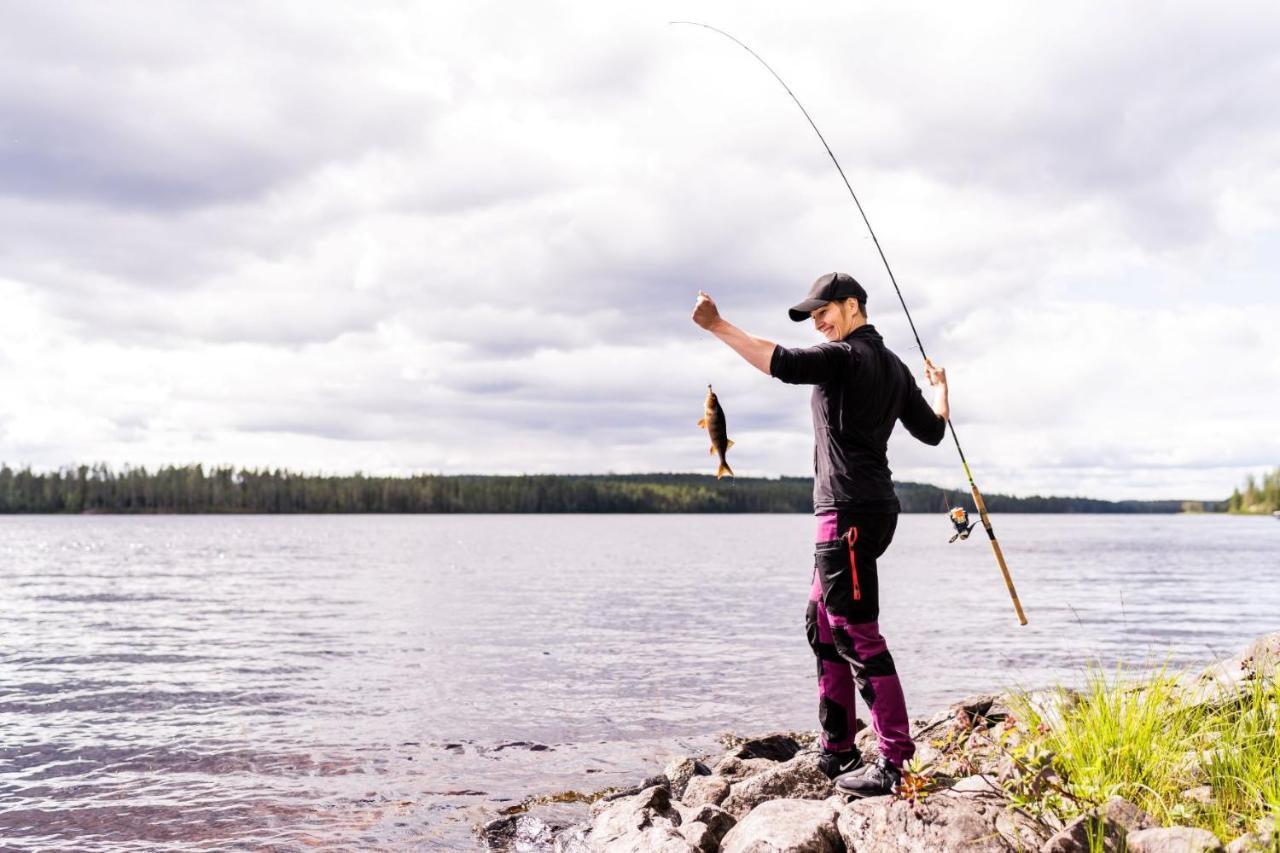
left=805, top=600, right=843, bottom=666
left=819, top=695, right=849, bottom=743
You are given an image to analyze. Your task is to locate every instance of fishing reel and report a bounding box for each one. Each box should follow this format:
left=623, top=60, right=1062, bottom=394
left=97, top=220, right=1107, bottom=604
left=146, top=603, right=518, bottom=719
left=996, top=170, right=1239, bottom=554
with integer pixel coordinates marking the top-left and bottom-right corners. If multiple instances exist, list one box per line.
left=947, top=506, right=974, bottom=543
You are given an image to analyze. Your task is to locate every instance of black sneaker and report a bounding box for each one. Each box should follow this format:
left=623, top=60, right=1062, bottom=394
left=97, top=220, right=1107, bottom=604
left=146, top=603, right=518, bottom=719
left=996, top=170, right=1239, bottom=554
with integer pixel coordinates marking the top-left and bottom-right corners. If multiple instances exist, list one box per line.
left=834, top=756, right=901, bottom=798
left=817, top=748, right=864, bottom=780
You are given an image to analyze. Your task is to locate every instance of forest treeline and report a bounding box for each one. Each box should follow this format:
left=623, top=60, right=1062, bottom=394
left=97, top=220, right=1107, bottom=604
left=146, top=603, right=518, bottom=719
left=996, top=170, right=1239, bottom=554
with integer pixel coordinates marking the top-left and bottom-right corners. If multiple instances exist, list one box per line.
left=0, top=465, right=1220, bottom=514
left=1226, top=467, right=1280, bottom=514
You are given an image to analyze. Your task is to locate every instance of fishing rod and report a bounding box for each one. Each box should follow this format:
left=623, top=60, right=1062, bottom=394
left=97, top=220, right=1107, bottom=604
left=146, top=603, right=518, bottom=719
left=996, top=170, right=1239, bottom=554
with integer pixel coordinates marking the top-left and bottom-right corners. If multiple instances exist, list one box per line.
left=673, top=21, right=1028, bottom=625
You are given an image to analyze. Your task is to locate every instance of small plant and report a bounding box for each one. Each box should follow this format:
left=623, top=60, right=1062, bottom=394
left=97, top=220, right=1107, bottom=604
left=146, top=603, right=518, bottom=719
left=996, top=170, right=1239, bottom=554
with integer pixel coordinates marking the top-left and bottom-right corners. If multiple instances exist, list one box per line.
left=1002, top=662, right=1280, bottom=845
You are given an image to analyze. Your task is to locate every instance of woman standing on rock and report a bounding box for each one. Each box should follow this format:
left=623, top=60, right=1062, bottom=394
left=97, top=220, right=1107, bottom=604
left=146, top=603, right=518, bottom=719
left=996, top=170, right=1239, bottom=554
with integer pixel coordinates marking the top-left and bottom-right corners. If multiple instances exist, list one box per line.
left=692, top=272, right=949, bottom=797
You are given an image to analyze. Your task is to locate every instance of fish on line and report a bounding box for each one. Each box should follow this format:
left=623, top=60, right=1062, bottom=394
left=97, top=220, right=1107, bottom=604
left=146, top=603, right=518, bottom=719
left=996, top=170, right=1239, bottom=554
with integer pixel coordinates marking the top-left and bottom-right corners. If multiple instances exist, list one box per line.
left=697, top=384, right=735, bottom=480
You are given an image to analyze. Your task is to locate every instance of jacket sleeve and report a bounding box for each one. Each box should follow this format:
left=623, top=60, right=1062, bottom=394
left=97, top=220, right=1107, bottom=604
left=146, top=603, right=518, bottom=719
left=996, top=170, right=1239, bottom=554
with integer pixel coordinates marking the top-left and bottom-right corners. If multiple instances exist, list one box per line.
left=769, top=342, right=853, bottom=385
left=899, top=372, right=946, bottom=446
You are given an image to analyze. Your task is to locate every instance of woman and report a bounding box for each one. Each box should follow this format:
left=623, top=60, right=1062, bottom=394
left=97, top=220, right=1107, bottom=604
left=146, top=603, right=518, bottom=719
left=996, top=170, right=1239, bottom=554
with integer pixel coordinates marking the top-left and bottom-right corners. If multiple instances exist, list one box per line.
left=691, top=271, right=949, bottom=797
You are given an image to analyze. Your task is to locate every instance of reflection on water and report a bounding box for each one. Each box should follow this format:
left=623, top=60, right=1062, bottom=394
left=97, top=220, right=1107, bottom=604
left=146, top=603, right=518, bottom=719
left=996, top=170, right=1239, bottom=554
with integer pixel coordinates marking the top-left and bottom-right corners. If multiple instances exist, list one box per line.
left=1, top=514, right=1276, bottom=850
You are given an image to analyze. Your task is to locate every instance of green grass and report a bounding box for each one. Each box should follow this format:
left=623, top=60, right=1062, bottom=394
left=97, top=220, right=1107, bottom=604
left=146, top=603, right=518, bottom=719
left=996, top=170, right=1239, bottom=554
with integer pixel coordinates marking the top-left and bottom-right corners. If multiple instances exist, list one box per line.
left=1005, top=665, right=1280, bottom=847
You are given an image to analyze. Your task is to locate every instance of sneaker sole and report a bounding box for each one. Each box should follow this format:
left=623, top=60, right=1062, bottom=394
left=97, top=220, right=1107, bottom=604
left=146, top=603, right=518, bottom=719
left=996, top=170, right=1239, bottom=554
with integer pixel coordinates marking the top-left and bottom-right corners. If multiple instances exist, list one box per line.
left=837, top=787, right=896, bottom=799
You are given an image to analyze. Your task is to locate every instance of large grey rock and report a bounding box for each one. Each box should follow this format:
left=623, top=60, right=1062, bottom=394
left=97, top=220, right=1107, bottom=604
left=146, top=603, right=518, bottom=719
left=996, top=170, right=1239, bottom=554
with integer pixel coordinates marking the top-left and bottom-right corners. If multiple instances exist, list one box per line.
left=677, top=805, right=736, bottom=853
left=589, top=785, right=697, bottom=852
left=715, top=755, right=785, bottom=783
left=838, top=790, right=1045, bottom=852
left=1127, top=826, right=1225, bottom=853
left=593, top=776, right=672, bottom=815
left=1039, top=797, right=1156, bottom=852
left=1178, top=632, right=1280, bottom=711
left=681, top=774, right=732, bottom=807
left=1204, top=632, right=1280, bottom=682
left=554, top=824, right=592, bottom=853
left=721, top=754, right=835, bottom=819
left=1019, top=686, right=1082, bottom=730
left=665, top=756, right=713, bottom=801
left=951, top=692, right=1005, bottom=725
left=719, top=798, right=842, bottom=853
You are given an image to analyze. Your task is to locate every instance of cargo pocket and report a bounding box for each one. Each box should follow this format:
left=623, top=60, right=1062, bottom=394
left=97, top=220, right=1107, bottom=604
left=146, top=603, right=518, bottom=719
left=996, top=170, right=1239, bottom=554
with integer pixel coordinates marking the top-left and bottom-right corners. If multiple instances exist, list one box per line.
left=816, top=533, right=878, bottom=624
left=815, top=538, right=854, bottom=620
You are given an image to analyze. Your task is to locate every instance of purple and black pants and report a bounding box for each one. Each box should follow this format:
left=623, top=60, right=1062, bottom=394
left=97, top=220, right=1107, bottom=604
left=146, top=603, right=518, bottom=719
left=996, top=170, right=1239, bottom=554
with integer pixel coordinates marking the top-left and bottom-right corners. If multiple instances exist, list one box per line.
left=806, top=511, right=914, bottom=768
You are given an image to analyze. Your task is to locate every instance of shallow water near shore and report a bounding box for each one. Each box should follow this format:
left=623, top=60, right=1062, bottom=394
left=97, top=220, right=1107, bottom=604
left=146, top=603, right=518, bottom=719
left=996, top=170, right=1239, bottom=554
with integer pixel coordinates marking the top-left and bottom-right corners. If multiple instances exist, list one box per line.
left=1, top=513, right=1276, bottom=850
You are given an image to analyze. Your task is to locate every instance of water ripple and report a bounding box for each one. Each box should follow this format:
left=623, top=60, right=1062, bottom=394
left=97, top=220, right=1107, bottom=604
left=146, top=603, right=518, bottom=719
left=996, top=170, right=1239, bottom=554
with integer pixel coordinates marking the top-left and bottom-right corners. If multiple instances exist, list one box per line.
left=0, top=514, right=1276, bottom=850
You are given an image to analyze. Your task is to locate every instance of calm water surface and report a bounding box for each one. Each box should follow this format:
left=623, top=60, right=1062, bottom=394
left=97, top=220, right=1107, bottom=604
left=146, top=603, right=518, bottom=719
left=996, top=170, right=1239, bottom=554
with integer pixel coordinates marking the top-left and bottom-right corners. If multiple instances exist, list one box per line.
left=1, top=514, right=1277, bottom=850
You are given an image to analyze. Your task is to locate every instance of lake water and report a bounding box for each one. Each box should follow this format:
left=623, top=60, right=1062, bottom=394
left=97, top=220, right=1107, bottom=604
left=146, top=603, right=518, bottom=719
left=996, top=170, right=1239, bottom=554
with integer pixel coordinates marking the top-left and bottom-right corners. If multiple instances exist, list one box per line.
left=1, top=514, right=1277, bottom=850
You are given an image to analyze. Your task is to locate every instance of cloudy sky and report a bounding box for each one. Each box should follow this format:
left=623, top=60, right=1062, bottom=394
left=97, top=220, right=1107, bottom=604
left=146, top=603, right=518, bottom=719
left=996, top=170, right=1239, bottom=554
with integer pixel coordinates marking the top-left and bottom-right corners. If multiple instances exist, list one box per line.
left=1, top=1, right=1276, bottom=500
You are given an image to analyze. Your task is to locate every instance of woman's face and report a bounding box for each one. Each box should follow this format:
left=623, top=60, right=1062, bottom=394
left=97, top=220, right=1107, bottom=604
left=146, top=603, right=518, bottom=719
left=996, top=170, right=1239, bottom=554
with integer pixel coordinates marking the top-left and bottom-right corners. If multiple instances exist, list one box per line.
left=810, top=299, right=856, bottom=341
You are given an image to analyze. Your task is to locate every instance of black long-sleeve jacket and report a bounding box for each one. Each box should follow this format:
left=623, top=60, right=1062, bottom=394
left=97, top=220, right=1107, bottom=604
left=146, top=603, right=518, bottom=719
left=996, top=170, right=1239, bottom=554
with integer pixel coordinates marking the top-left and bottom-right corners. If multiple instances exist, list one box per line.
left=769, top=324, right=946, bottom=514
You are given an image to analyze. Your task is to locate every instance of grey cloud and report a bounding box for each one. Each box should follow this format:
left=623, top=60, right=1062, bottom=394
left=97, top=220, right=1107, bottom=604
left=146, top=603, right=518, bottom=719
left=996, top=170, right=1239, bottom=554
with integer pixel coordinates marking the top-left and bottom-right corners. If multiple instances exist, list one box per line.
left=0, top=5, right=440, bottom=211
left=845, top=9, right=1280, bottom=250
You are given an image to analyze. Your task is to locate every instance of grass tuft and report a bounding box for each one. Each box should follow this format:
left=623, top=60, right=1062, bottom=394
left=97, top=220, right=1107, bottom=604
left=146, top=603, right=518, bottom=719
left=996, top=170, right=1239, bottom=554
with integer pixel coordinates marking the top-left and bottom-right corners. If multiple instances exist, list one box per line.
left=1006, top=664, right=1280, bottom=846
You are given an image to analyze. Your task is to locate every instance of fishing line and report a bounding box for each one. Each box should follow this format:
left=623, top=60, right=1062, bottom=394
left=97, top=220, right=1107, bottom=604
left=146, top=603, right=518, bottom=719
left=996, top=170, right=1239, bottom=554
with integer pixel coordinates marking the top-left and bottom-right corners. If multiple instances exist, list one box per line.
left=672, top=21, right=1028, bottom=625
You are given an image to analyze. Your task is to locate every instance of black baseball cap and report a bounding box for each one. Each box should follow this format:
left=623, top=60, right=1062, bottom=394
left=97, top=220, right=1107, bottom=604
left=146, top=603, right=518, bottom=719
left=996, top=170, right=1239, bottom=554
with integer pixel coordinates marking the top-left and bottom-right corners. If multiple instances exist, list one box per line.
left=788, top=272, right=868, bottom=322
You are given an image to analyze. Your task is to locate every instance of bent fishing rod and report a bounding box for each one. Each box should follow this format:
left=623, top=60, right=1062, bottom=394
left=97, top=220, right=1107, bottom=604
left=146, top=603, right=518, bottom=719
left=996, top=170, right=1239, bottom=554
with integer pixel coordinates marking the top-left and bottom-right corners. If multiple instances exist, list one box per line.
left=673, top=21, right=1027, bottom=625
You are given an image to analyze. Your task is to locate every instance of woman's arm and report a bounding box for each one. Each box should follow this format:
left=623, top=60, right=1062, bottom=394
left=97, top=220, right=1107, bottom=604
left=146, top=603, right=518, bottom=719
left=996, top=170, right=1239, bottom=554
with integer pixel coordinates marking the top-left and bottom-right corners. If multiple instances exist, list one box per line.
left=692, top=291, right=775, bottom=376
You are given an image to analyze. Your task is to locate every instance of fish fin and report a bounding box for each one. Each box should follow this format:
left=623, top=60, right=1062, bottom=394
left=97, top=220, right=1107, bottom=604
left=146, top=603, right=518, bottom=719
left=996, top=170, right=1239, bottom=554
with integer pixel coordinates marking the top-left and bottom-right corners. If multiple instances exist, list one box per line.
left=726, top=439, right=735, bottom=449
left=717, top=460, right=735, bottom=479
left=709, top=446, right=716, bottom=455
left=696, top=418, right=706, bottom=428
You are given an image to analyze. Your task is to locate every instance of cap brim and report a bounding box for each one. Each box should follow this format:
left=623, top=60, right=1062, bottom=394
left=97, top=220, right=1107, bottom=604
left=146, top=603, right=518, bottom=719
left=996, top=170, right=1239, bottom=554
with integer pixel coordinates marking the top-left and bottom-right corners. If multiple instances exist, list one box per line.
left=788, top=298, right=828, bottom=322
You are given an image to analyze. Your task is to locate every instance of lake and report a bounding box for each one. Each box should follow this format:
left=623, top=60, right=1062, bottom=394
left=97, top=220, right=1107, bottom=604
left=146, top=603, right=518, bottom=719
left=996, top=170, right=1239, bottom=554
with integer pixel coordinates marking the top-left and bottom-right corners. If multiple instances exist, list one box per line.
left=1, top=514, right=1276, bottom=850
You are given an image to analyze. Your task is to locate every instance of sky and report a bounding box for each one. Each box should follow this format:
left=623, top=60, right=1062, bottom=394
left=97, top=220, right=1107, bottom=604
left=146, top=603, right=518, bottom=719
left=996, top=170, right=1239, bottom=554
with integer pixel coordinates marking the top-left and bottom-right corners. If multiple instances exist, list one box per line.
left=0, top=1, right=1277, bottom=500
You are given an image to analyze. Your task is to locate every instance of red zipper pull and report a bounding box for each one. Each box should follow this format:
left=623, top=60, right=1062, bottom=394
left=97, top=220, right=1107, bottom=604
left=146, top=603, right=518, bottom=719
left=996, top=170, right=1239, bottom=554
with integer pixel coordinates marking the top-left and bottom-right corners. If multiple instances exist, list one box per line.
left=844, top=527, right=861, bottom=601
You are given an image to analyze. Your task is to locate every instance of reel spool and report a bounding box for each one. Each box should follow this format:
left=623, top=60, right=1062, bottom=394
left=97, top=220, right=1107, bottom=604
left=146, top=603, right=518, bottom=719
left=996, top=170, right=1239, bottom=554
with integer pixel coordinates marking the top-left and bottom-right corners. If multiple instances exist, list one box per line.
left=948, top=506, right=974, bottom=543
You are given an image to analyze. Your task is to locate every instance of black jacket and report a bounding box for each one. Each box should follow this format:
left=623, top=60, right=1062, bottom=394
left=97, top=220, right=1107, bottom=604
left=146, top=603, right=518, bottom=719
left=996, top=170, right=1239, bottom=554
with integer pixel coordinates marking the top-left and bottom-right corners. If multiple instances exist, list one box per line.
left=769, top=324, right=946, bottom=514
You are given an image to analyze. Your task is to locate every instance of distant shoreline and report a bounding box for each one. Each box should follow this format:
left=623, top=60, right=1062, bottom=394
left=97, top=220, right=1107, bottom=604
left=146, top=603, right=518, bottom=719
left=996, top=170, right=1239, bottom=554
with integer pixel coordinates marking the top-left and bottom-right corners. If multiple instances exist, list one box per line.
left=0, top=465, right=1225, bottom=514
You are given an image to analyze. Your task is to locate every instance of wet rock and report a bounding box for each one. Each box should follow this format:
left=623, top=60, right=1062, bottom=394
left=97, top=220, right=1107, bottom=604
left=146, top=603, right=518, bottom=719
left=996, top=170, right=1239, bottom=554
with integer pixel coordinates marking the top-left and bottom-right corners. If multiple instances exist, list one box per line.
left=664, top=756, right=712, bottom=801
left=1039, top=796, right=1156, bottom=852
left=677, top=805, right=736, bottom=853
left=721, top=754, right=835, bottom=819
left=484, top=813, right=570, bottom=850
left=553, top=824, right=591, bottom=853
left=681, top=775, right=731, bottom=808
left=719, top=798, right=842, bottom=853
left=728, top=734, right=802, bottom=762
left=588, top=785, right=697, bottom=852
left=838, top=789, right=1045, bottom=852
left=493, top=740, right=553, bottom=752
left=593, top=776, right=671, bottom=813
left=1127, top=826, right=1225, bottom=853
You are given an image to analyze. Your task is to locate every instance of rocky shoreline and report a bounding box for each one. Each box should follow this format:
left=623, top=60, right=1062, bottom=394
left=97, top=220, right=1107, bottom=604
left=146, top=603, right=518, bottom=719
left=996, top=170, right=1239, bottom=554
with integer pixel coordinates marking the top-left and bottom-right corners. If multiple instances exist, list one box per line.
left=483, top=632, right=1280, bottom=852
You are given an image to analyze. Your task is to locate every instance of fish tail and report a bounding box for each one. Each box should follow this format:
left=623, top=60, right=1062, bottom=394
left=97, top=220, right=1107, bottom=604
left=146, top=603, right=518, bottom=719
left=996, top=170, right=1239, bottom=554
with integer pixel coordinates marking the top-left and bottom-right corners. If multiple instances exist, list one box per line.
left=717, top=460, right=734, bottom=479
